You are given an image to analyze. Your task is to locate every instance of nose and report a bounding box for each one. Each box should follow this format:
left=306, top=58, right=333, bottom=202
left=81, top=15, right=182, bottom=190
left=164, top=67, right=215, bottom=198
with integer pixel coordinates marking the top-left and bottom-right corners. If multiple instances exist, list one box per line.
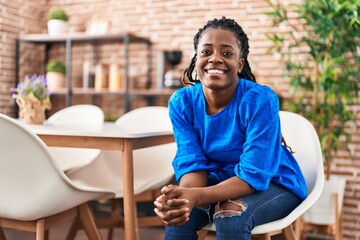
left=208, top=52, right=223, bottom=63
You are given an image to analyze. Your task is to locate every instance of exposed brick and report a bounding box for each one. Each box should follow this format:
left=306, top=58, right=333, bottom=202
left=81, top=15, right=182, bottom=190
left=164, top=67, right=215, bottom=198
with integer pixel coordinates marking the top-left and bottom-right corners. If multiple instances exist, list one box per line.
left=1, top=1, right=360, bottom=238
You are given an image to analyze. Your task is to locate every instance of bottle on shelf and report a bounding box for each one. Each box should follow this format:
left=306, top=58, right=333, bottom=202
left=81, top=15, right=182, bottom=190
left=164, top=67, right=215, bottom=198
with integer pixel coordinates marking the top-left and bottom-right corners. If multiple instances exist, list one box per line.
left=82, top=61, right=95, bottom=89
left=94, top=63, right=109, bottom=91
left=108, top=64, right=124, bottom=92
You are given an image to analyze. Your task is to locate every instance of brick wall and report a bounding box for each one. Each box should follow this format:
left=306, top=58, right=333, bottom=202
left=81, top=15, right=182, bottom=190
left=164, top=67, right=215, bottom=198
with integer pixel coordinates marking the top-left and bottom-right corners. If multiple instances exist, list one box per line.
left=0, top=0, right=45, bottom=116
left=1, top=0, right=359, bottom=238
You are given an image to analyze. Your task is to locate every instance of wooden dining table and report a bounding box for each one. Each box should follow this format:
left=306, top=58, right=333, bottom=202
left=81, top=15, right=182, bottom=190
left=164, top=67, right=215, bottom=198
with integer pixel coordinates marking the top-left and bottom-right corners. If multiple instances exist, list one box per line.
left=26, top=121, right=174, bottom=240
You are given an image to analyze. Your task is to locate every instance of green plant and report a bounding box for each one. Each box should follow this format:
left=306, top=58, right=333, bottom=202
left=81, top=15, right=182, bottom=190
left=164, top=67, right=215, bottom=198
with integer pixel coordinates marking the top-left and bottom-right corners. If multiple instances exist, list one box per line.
left=47, top=9, right=68, bottom=21
left=46, top=60, right=66, bottom=74
left=266, top=0, right=360, bottom=180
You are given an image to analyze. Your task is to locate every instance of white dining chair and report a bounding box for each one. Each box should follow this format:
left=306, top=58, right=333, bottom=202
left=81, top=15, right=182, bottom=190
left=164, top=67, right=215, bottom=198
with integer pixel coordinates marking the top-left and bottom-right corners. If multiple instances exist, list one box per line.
left=198, top=111, right=325, bottom=240
left=47, top=104, right=104, bottom=173
left=66, top=106, right=176, bottom=239
left=0, top=113, right=114, bottom=240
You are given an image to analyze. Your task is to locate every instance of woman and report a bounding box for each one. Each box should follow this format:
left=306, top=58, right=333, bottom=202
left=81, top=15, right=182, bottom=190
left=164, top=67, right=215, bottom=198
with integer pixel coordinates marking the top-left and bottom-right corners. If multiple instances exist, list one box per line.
left=154, top=17, right=306, bottom=240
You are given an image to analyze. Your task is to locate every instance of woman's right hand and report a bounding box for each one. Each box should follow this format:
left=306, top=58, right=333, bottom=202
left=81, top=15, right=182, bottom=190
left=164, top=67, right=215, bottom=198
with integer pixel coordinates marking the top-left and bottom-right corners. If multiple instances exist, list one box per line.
left=154, top=171, right=208, bottom=226
left=153, top=185, right=192, bottom=226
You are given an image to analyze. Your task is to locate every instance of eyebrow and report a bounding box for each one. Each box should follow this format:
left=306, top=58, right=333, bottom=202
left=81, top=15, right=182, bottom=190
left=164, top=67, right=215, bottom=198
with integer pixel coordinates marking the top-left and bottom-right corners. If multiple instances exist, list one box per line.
left=201, top=43, right=236, bottom=50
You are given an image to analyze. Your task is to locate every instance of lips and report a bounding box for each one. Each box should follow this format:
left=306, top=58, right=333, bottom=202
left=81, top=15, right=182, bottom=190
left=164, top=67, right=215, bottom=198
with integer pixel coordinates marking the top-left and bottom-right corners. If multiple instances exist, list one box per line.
left=205, top=68, right=227, bottom=75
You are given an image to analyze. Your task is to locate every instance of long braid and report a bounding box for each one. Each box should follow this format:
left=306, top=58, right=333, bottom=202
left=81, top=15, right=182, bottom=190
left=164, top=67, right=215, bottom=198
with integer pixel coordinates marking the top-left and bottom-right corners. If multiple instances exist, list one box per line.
left=182, top=17, right=256, bottom=85
left=182, top=54, right=197, bottom=85
left=240, top=59, right=256, bottom=83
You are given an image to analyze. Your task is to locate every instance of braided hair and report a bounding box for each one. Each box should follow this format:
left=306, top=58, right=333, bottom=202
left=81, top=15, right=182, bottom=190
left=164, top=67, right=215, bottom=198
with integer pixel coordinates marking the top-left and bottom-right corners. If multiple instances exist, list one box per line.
left=182, top=17, right=256, bottom=85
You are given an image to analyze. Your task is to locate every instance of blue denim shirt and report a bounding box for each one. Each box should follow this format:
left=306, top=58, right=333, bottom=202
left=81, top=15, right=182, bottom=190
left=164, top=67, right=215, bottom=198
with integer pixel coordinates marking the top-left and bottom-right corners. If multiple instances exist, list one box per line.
left=168, top=79, right=307, bottom=200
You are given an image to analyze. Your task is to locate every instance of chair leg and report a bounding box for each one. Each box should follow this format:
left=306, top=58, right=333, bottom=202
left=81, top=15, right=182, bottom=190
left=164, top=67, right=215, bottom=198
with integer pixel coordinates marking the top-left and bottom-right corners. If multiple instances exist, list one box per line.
left=335, top=214, right=342, bottom=240
left=197, top=229, right=208, bottom=240
left=78, top=203, right=102, bottom=240
left=294, top=218, right=301, bottom=240
left=107, top=199, right=119, bottom=240
left=0, top=228, right=6, bottom=240
left=36, top=219, right=45, bottom=240
left=283, top=224, right=297, bottom=240
left=66, top=219, right=81, bottom=240
left=45, top=230, right=49, bottom=240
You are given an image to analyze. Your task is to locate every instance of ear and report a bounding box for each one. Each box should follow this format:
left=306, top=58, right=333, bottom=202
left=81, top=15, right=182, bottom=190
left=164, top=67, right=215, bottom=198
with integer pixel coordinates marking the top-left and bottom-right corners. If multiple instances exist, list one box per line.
left=238, top=58, right=245, bottom=74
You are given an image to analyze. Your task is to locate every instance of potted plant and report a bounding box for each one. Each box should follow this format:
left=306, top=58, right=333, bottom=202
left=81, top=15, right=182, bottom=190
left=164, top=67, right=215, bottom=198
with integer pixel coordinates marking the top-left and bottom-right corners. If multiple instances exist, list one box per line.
left=45, top=59, right=66, bottom=91
left=47, top=9, right=69, bottom=35
left=266, top=0, right=359, bottom=236
left=11, top=74, right=51, bottom=124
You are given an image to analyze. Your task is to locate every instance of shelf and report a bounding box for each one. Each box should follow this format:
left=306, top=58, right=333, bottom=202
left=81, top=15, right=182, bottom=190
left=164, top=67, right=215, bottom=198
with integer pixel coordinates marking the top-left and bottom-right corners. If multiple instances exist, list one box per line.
left=17, top=33, right=151, bottom=45
left=15, top=33, right=153, bottom=112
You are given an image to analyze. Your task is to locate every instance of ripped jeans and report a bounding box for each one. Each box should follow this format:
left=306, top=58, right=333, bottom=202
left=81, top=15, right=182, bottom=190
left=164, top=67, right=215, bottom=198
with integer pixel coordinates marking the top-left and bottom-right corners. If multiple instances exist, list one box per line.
left=164, top=182, right=302, bottom=240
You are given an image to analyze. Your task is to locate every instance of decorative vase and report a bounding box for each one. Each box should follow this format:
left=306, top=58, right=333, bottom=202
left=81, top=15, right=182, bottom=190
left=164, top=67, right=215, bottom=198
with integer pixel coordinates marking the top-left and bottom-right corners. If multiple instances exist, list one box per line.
left=47, top=19, right=68, bottom=36
left=46, top=72, right=65, bottom=92
left=16, top=92, right=51, bottom=124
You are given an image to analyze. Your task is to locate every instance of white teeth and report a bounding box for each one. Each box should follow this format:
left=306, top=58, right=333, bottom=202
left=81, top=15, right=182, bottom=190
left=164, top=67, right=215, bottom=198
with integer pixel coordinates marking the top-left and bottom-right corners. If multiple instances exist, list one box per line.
left=207, top=69, right=225, bottom=74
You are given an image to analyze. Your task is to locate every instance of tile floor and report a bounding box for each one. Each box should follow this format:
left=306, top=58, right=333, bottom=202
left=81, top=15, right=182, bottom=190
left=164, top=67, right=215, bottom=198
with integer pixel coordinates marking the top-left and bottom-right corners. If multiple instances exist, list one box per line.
left=2, top=201, right=217, bottom=240
left=2, top=222, right=217, bottom=240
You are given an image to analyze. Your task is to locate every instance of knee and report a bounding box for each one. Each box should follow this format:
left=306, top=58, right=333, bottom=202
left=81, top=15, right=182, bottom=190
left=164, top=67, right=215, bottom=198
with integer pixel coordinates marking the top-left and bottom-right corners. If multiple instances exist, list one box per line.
left=214, top=199, right=247, bottom=217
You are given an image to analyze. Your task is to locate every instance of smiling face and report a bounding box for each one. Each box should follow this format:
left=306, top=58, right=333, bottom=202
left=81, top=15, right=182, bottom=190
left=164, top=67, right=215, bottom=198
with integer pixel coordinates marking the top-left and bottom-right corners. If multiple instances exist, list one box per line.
left=195, top=28, right=244, bottom=91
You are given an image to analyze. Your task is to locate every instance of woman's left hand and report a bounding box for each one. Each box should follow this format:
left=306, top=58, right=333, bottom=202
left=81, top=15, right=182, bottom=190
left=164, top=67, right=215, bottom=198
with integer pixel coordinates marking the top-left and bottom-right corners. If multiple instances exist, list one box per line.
left=154, top=185, right=199, bottom=226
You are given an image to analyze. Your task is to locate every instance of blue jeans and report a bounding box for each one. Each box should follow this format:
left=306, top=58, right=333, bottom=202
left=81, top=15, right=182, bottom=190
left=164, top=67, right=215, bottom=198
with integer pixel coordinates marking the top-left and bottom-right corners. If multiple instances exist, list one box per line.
left=164, top=182, right=302, bottom=240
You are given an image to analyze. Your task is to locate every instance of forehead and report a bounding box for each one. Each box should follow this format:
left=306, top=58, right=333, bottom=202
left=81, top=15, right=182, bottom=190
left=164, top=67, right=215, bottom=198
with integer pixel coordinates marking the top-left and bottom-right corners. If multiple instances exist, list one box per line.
left=198, top=28, right=241, bottom=50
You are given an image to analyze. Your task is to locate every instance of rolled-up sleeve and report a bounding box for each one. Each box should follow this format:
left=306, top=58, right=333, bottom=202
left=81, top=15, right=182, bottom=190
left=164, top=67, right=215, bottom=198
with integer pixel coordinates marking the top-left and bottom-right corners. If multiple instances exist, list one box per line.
left=234, top=86, right=282, bottom=191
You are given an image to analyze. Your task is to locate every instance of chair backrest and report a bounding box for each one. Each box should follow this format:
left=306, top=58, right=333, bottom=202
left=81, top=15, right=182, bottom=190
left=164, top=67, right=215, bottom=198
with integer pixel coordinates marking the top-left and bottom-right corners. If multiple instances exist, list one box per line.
left=117, top=106, right=175, bottom=193
left=116, top=106, right=173, bottom=131
left=47, top=104, right=104, bottom=172
left=0, top=113, right=112, bottom=221
left=279, top=111, right=323, bottom=197
left=252, top=111, right=325, bottom=234
left=48, top=104, right=104, bottom=128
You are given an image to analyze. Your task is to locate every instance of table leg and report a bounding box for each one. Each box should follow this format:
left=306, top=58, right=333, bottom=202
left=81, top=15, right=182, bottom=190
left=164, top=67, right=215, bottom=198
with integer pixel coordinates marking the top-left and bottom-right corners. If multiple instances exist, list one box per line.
left=122, top=139, right=139, bottom=240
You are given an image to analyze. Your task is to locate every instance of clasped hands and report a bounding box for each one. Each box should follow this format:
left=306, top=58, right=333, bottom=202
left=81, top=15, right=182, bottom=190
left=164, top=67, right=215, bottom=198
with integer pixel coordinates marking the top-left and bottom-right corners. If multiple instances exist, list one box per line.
left=154, top=184, right=197, bottom=226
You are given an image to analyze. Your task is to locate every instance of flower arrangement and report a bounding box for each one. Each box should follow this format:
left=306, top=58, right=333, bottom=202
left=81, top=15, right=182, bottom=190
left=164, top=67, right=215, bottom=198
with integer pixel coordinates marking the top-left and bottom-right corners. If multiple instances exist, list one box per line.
left=12, top=74, right=50, bottom=103
left=11, top=74, right=51, bottom=124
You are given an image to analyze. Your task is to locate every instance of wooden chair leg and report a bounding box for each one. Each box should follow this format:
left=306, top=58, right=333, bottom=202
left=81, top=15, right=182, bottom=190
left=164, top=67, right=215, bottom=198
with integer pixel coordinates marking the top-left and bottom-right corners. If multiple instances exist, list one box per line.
left=107, top=199, right=119, bottom=240
left=197, top=229, right=208, bottom=240
left=0, top=228, right=6, bottom=240
left=36, top=219, right=45, bottom=240
left=294, top=218, right=301, bottom=240
left=283, top=224, right=296, bottom=240
left=78, top=203, right=102, bottom=240
left=45, top=230, right=49, bottom=240
left=66, top=219, right=81, bottom=240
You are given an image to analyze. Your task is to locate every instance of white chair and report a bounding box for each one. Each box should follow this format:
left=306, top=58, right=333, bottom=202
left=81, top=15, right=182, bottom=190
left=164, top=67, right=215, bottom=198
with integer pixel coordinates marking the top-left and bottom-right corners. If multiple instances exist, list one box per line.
left=0, top=113, right=114, bottom=240
left=198, top=111, right=325, bottom=240
left=47, top=104, right=104, bottom=173
left=66, top=106, right=176, bottom=239
left=300, top=175, right=346, bottom=240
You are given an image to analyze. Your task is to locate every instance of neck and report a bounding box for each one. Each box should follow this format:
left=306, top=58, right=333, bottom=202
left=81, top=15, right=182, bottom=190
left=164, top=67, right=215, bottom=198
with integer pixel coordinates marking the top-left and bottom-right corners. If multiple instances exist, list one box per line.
left=203, top=86, right=236, bottom=115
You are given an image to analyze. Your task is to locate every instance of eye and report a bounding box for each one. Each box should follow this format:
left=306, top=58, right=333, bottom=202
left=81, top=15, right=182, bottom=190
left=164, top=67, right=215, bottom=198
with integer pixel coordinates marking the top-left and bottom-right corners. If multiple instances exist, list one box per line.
left=200, top=49, right=212, bottom=56
left=223, top=51, right=234, bottom=57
